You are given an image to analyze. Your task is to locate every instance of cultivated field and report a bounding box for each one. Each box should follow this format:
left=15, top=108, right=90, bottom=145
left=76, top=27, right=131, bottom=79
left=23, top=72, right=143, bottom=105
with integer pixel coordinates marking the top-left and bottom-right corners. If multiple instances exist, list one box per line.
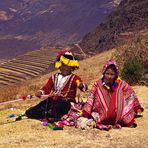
left=0, top=47, right=61, bottom=87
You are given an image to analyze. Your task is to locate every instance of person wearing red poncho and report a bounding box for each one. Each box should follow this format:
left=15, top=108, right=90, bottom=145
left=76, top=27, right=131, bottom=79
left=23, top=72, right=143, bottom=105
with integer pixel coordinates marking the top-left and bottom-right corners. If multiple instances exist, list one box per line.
left=25, top=50, right=87, bottom=121
left=82, top=60, right=144, bottom=130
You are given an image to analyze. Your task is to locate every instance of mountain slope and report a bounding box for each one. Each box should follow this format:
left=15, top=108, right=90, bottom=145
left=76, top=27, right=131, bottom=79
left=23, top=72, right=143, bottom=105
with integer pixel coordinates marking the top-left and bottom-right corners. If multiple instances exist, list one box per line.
left=79, top=0, right=148, bottom=53
left=0, top=0, right=117, bottom=59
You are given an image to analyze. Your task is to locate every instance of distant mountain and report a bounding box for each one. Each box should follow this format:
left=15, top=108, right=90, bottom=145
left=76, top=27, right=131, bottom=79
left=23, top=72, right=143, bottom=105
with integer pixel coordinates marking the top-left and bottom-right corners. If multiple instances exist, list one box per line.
left=79, top=0, right=148, bottom=53
left=0, top=0, right=119, bottom=59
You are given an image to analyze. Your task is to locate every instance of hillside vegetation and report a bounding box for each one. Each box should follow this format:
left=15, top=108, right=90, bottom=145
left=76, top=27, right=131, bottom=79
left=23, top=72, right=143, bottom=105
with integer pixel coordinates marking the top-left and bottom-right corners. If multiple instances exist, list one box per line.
left=113, top=33, right=148, bottom=85
left=75, top=0, right=148, bottom=85
left=79, top=0, right=148, bottom=52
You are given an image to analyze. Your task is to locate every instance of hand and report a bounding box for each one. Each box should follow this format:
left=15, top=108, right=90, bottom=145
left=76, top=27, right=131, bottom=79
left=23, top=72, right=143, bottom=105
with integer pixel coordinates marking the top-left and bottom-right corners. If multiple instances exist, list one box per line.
left=79, top=83, right=88, bottom=92
left=35, top=91, right=42, bottom=98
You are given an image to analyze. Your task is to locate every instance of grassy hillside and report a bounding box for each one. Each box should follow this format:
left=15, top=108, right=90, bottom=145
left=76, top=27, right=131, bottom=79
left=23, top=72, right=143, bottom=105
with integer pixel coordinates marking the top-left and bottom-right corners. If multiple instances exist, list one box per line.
left=0, top=0, right=115, bottom=59
left=0, top=49, right=113, bottom=103
left=0, top=49, right=148, bottom=147
left=71, top=0, right=148, bottom=85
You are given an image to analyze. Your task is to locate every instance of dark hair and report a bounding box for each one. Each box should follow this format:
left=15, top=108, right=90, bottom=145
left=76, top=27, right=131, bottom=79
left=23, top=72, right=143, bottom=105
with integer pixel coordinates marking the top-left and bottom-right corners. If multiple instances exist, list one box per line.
left=63, top=54, right=75, bottom=60
left=106, top=64, right=118, bottom=74
left=103, top=64, right=118, bottom=87
left=56, top=54, right=77, bottom=62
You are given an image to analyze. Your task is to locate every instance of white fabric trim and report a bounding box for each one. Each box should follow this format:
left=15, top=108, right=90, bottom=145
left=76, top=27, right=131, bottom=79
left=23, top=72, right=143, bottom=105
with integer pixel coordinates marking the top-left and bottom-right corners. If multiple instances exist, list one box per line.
left=56, top=74, right=71, bottom=91
left=39, top=90, right=45, bottom=95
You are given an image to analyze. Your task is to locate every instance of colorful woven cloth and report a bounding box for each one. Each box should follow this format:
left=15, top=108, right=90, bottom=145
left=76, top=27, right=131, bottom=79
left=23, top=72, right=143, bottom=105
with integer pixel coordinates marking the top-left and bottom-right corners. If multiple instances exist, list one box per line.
left=82, top=60, right=143, bottom=129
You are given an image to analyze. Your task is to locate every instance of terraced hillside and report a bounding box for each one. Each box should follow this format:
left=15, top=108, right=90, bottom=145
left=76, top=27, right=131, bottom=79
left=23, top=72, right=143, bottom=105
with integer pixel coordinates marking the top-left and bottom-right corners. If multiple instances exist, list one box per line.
left=0, top=47, right=62, bottom=87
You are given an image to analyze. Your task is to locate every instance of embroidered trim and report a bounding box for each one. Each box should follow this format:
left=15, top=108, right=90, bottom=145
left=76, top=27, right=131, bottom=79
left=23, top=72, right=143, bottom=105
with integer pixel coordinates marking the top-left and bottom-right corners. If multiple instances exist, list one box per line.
left=53, top=74, right=75, bottom=98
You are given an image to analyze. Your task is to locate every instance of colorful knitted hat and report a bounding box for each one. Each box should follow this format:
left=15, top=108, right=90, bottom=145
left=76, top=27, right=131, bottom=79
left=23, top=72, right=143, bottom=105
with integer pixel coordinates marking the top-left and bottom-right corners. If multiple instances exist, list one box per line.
left=55, top=50, right=80, bottom=69
left=102, top=59, right=119, bottom=75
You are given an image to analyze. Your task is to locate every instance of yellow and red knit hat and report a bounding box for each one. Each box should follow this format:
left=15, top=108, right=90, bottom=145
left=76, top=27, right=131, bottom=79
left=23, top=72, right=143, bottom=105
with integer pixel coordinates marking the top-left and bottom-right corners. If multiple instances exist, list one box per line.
left=55, top=50, right=80, bottom=69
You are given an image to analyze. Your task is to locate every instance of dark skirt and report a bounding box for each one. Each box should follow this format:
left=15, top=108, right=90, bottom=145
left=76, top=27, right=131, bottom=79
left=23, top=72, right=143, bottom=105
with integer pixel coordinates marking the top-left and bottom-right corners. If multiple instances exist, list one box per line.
left=25, top=98, right=71, bottom=121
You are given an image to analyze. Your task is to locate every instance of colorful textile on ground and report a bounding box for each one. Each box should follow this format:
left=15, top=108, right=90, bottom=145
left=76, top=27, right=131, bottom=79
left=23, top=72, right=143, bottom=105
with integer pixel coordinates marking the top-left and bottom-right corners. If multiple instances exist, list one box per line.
left=54, top=102, right=95, bottom=130
left=42, top=120, right=63, bottom=130
left=48, top=123, right=63, bottom=130
left=55, top=102, right=84, bottom=127
left=76, top=117, right=96, bottom=130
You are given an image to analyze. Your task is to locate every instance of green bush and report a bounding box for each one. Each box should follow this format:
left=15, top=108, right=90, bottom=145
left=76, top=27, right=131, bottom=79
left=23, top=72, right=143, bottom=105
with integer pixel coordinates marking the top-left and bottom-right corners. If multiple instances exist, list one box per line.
left=121, top=58, right=144, bottom=85
left=113, top=33, right=148, bottom=85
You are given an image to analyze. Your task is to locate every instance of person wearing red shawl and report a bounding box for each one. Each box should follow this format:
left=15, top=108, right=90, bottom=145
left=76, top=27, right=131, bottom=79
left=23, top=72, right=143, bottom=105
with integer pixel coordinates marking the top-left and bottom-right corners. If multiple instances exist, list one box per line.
left=82, top=60, right=144, bottom=130
left=25, top=50, right=87, bottom=121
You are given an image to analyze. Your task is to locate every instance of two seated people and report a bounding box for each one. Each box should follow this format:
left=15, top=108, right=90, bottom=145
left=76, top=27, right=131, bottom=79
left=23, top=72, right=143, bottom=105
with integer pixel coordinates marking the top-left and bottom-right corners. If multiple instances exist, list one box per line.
left=25, top=50, right=144, bottom=130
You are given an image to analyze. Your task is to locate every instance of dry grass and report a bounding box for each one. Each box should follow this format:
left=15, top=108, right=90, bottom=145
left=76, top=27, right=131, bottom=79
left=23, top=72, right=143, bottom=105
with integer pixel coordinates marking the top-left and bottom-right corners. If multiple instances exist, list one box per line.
left=0, top=49, right=148, bottom=148
left=0, top=49, right=114, bottom=103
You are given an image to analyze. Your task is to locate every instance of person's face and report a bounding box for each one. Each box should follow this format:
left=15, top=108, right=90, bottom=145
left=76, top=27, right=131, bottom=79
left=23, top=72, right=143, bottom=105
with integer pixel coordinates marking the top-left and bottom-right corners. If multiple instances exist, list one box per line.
left=60, top=64, right=73, bottom=76
left=104, top=68, right=117, bottom=85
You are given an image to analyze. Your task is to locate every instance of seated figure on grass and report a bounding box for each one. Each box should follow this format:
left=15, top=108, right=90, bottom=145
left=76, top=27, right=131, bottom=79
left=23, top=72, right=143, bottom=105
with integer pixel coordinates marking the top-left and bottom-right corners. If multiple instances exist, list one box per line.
left=81, top=60, right=144, bottom=130
left=25, top=50, right=87, bottom=122
left=59, top=60, right=144, bottom=130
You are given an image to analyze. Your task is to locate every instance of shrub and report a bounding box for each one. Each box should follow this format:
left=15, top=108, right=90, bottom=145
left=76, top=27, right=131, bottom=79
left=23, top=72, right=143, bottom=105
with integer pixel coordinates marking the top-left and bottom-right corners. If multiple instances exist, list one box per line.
left=113, top=33, right=148, bottom=85
left=121, top=58, right=144, bottom=85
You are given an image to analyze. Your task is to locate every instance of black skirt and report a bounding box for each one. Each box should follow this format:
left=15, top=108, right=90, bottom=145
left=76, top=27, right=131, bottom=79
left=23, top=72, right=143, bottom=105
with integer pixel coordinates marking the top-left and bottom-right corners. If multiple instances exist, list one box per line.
left=25, top=97, right=71, bottom=121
